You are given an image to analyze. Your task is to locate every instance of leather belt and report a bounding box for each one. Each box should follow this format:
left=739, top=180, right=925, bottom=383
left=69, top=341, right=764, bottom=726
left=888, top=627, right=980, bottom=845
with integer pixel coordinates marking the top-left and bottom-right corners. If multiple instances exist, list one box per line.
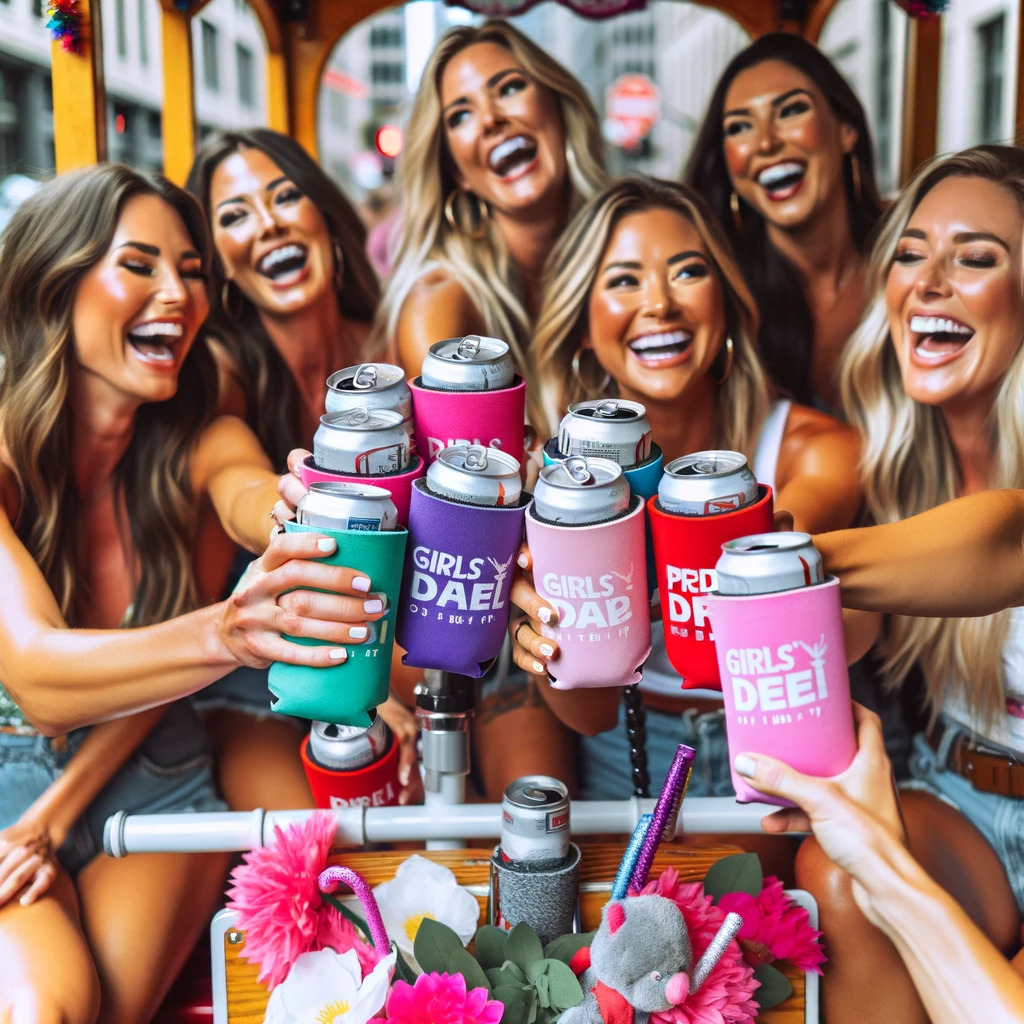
left=926, top=722, right=1024, bottom=798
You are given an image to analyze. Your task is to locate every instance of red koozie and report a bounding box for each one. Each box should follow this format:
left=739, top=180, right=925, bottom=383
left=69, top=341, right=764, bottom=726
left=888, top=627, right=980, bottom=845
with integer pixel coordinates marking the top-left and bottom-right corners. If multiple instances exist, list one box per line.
left=647, top=486, right=774, bottom=689
left=300, top=734, right=402, bottom=810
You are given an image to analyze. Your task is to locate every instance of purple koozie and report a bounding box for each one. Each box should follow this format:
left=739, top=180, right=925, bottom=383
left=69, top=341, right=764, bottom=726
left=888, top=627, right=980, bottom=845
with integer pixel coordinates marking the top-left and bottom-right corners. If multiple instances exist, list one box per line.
left=397, top=479, right=527, bottom=676
left=526, top=497, right=652, bottom=689
left=705, top=575, right=857, bottom=806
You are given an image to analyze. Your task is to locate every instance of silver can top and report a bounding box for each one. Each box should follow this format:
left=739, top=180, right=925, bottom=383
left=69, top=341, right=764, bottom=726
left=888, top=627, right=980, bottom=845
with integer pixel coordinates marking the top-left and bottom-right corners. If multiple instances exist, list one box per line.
left=319, top=407, right=405, bottom=433
left=665, top=449, right=749, bottom=479
left=567, top=398, right=647, bottom=422
left=327, top=362, right=407, bottom=394
left=548, top=454, right=624, bottom=489
left=309, top=714, right=390, bottom=770
left=434, top=443, right=521, bottom=478
left=715, top=531, right=825, bottom=595
left=533, top=455, right=630, bottom=523
left=503, top=774, right=570, bottom=810
left=306, top=480, right=393, bottom=502
left=421, top=335, right=515, bottom=390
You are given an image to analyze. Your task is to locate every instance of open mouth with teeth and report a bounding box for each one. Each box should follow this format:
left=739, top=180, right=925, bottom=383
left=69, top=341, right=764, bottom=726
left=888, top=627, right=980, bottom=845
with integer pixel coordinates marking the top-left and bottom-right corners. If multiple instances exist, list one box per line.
left=756, top=161, right=807, bottom=200
left=909, top=314, right=975, bottom=362
left=126, top=321, right=183, bottom=365
left=488, top=135, right=539, bottom=180
left=257, top=243, right=308, bottom=286
left=628, top=330, right=693, bottom=366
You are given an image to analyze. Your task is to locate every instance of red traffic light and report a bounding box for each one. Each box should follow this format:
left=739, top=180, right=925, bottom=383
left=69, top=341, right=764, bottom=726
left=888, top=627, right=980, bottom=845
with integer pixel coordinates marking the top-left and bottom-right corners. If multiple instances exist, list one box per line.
left=375, top=124, right=403, bottom=160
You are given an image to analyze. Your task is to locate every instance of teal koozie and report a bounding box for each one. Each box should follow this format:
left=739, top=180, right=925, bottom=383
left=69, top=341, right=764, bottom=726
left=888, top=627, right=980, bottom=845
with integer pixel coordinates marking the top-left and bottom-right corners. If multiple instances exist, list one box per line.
left=267, top=520, right=408, bottom=727
left=623, top=443, right=663, bottom=598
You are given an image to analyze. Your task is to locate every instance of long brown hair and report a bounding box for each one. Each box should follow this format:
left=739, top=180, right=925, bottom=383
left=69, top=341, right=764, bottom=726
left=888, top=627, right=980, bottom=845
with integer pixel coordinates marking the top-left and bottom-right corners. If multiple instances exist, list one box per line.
left=0, top=164, right=218, bottom=627
left=186, top=128, right=380, bottom=467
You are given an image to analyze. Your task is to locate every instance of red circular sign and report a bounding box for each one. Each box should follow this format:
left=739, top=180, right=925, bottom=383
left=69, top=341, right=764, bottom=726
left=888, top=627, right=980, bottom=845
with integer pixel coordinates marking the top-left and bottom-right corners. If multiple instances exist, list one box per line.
left=604, top=74, right=661, bottom=149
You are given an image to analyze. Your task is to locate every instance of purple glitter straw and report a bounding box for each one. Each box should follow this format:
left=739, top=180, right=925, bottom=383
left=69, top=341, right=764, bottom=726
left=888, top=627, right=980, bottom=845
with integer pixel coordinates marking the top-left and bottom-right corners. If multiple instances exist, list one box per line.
left=318, top=865, right=391, bottom=956
left=629, top=744, right=696, bottom=891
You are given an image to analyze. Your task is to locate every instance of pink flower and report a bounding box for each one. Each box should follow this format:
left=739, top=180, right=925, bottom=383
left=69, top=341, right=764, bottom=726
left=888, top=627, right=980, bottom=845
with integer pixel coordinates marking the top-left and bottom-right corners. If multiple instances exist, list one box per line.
left=637, top=868, right=759, bottom=1024
left=384, top=972, right=504, bottom=1024
left=718, top=877, right=825, bottom=975
left=226, top=811, right=377, bottom=988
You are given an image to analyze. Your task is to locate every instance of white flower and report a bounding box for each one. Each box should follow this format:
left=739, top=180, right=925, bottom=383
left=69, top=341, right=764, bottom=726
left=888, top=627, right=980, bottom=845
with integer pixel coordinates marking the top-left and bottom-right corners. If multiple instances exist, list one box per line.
left=263, top=947, right=395, bottom=1024
left=373, top=855, right=480, bottom=968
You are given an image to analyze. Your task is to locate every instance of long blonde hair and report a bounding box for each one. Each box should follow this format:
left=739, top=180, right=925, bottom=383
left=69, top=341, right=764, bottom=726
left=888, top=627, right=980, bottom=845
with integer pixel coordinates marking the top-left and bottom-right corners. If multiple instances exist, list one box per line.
left=0, top=165, right=218, bottom=627
left=373, top=19, right=605, bottom=424
left=841, top=145, right=1024, bottom=723
left=534, top=177, right=771, bottom=452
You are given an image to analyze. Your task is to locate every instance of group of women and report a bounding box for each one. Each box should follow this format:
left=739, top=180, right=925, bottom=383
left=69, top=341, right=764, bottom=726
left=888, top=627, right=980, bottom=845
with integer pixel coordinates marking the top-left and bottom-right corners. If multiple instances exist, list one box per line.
left=0, top=14, right=1022, bottom=1024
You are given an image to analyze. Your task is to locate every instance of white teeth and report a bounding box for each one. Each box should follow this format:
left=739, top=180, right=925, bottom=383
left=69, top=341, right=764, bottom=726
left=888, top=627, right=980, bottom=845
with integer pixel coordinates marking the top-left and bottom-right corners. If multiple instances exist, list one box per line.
left=488, top=135, right=533, bottom=171
left=130, top=345, right=174, bottom=364
left=909, top=315, right=973, bottom=336
left=259, top=244, right=305, bottom=273
left=757, top=162, right=804, bottom=188
left=130, top=321, right=183, bottom=338
left=629, top=330, right=691, bottom=352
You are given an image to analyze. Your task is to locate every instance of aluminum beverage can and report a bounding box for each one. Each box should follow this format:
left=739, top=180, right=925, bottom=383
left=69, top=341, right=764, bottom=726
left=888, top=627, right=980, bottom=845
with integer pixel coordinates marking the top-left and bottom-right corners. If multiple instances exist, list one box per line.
left=297, top=481, right=398, bottom=532
left=500, top=775, right=570, bottom=870
left=420, top=335, right=515, bottom=391
left=308, top=714, right=392, bottom=771
left=557, top=399, right=652, bottom=468
left=715, top=531, right=825, bottom=595
left=425, top=443, right=522, bottom=507
left=325, top=362, right=413, bottom=436
left=533, top=455, right=629, bottom=524
left=314, top=407, right=410, bottom=475
left=658, top=450, right=758, bottom=517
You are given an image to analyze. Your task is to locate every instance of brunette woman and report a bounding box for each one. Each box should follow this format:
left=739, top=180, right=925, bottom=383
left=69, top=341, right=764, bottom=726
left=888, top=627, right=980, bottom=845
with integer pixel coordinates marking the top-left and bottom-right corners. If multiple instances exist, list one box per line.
left=512, top=176, right=861, bottom=801
left=687, top=34, right=884, bottom=410
left=0, top=165, right=379, bottom=1023
left=802, top=145, right=1024, bottom=1024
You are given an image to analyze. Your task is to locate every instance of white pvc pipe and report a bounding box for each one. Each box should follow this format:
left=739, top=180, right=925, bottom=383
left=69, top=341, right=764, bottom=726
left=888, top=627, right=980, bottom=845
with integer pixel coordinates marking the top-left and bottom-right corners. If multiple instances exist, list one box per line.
left=424, top=774, right=467, bottom=851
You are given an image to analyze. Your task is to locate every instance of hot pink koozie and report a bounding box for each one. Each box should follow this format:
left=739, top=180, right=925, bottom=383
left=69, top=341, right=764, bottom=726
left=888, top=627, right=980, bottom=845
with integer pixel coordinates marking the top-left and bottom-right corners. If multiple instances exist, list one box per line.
left=300, top=454, right=425, bottom=527
left=705, top=576, right=857, bottom=805
left=408, top=376, right=527, bottom=468
left=526, top=499, right=651, bottom=689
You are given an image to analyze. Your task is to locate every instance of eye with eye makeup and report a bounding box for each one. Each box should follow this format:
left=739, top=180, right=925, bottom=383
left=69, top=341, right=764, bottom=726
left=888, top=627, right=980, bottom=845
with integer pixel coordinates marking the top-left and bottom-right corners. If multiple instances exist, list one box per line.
left=778, top=97, right=812, bottom=119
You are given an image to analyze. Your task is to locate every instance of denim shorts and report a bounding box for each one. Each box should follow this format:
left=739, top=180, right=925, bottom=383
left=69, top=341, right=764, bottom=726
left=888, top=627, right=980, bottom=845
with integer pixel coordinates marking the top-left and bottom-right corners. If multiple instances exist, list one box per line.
left=0, top=700, right=225, bottom=876
left=579, top=702, right=733, bottom=800
left=907, top=722, right=1024, bottom=915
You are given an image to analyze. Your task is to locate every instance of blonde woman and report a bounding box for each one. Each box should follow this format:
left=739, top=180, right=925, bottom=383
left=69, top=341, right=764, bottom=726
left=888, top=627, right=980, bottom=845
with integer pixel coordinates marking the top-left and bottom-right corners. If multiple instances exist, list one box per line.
left=510, top=176, right=861, bottom=802
left=373, top=18, right=605, bottom=430
left=798, top=145, right=1024, bottom=1024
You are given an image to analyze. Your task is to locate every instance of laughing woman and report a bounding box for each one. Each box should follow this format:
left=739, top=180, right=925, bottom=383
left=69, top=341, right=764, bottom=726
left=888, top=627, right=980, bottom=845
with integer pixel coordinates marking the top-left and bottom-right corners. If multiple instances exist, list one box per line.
left=0, top=166, right=377, bottom=1024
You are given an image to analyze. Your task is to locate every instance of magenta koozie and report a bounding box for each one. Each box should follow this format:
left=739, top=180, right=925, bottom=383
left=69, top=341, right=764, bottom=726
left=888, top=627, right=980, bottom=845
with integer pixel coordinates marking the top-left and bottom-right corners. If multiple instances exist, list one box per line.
left=705, top=574, right=856, bottom=805
left=300, top=454, right=425, bottom=527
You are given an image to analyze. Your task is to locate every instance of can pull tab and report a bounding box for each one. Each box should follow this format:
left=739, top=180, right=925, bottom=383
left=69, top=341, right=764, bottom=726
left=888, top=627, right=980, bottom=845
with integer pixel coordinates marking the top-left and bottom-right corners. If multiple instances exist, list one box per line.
left=455, top=335, right=482, bottom=360
left=352, top=364, right=378, bottom=390
left=463, top=444, right=489, bottom=472
left=563, top=455, right=593, bottom=485
left=594, top=400, right=620, bottom=418
left=344, top=407, right=371, bottom=425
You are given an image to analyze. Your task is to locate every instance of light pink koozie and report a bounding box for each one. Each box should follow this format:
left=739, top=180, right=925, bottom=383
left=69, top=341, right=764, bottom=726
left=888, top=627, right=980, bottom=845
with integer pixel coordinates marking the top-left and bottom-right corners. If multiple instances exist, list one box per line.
left=299, top=454, right=425, bottom=527
left=705, top=576, right=856, bottom=805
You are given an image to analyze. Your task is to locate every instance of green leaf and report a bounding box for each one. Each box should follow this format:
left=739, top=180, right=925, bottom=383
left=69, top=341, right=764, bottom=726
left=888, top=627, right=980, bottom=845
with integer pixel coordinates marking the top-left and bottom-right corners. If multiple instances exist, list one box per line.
left=486, top=967, right=507, bottom=988
left=498, top=961, right=528, bottom=984
left=752, top=963, right=793, bottom=1009
left=703, top=852, right=763, bottom=901
left=445, top=946, right=491, bottom=993
left=391, top=944, right=419, bottom=986
left=492, top=985, right=530, bottom=1024
left=474, top=925, right=509, bottom=971
left=320, top=893, right=370, bottom=945
left=540, top=959, right=585, bottom=1009
left=413, top=917, right=464, bottom=974
left=505, top=922, right=544, bottom=969
left=543, top=931, right=595, bottom=965
left=532, top=973, right=550, bottom=1007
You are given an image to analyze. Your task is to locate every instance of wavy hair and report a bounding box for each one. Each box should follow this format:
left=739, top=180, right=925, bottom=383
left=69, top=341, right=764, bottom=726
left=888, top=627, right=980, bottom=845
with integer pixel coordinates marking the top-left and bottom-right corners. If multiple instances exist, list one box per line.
left=372, top=19, right=606, bottom=425
left=186, top=128, right=380, bottom=467
left=0, top=165, right=218, bottom=628
left=686, top=33, right=884, bottom=405
left=841, top=145, right=1024, bottom=724
left=534, top=177, right=771, bottom=453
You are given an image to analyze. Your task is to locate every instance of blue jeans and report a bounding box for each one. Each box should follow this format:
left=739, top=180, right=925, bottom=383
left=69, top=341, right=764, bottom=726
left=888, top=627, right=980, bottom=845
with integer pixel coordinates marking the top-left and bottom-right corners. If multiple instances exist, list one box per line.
left=0, top=700, right=225, bottom=876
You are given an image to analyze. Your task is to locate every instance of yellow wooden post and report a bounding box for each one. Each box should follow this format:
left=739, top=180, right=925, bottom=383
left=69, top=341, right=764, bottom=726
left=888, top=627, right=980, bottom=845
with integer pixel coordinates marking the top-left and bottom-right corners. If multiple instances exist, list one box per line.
left=266, top=50, right=290, bottom=134
left=160, top=3, right=197, bottom=185
left=900, top=14, right=942, bottom=184
left=51, top=0, right=107, bottom=170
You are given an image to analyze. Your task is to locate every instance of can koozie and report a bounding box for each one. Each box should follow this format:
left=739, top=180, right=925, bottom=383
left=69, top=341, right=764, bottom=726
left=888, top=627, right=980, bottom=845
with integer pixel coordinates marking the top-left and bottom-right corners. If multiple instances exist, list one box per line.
left=526, top=497, right=651, bottom=689
left=623, top=444, right=664, bottom=598
left=408, top=376, right=527, bottom=468
left=491, top=843, right=580, bottom=946
left=397, top=480, right=527, bottom=676
left=705, top=575, right=857, bottom=805
left=648, top=486, right=774, bottom=690
left=268, top=520, right=407, bottom=727
left=299, top=454, right=425, bottom=527
left=300, top=734, right=401, bottom=810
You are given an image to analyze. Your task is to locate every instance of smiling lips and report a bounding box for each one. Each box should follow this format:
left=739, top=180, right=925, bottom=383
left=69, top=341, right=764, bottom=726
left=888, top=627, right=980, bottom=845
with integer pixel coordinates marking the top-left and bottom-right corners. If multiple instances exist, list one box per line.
left=126, top=320, right=183, bottom=366
left=487, top=134, right=539, bottom=180
left=756, top=161, right=806, bottom=201
left=257, top=243, right=308, bottom=287
left=908, top=313, right=975, bottom=364
left=628, top=330, right=693, bottom=366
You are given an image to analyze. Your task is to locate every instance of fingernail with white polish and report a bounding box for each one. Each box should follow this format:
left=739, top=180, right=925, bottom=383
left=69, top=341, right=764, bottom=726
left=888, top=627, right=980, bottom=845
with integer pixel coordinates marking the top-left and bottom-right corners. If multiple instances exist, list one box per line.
left=352, top=576, right=372, bottom=593
left=537, top=607, right=553, bottom=624
left=533, top=661, right=546, bottom=674
left=517, top=553, right=529, bottom=569
left=364, top=599, right=384, bottom=614
left=329, top=648, right=349, bottom=661
left=349, top=626, right=368, bottom=640
left=734, top=754, right=757, bottom=778
left=539, top=643, right=555, bottom=657
left=317, top=538, right=336, bottom=553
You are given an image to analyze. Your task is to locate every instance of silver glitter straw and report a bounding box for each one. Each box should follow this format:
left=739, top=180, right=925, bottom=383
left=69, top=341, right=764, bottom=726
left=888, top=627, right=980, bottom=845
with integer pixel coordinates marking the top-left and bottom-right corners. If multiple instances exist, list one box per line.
left=690, top=911, right=743, bottom=992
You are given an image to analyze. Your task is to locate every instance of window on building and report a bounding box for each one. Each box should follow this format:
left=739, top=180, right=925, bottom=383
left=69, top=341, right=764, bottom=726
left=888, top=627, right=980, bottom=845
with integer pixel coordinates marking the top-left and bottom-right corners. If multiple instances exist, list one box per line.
left=977, top=14, right=1006, bottom=144
left=202, top=20, right=219, bottom=92
left=138, top=0, right=149, bottom=65
left=236, top=43, right=255, bottom=106
left=115, top=0, right=128, bottom=58
left=32, top=0, right=44, bottom=16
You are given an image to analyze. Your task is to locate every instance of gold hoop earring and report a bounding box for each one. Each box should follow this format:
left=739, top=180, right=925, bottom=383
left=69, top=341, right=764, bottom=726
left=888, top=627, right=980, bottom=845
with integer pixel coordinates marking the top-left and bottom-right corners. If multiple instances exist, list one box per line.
left=709, top=335, right=734, bottom=385
left=221, top=279, right=245, bottom=320
left=729, top=192, right=743, bottom=234
left=571, top=348, right=611, bottom=396
left=332, top=239, right=344, bottom=291
left=849, top=153, right=862, bottom=205
left=443, top=188, right=489, bottom=241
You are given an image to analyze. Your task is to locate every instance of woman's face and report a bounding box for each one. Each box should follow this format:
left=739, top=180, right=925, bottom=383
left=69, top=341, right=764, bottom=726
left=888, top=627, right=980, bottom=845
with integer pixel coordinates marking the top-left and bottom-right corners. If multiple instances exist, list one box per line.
left=71, top=193, right=208, bottom=404
left=722, top=59, right=857, bottom=232
left=208, top=146, right=335, bottom=317
left=585, top=207, right=726, bottom=403
left=440, top=41, right=567, bottom=219
left=886, top=175, right=1024, bottom=409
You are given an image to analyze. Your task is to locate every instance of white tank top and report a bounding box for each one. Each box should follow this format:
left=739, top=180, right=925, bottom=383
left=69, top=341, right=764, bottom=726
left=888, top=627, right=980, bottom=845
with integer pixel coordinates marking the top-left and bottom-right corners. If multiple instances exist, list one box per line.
left=642, top=400, right=792, bottom=698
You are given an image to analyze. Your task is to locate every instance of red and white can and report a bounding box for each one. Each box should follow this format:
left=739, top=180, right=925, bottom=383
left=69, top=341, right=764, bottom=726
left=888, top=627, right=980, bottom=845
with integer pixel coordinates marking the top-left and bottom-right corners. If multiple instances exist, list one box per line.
left=313, top=408, right=411, bottom=476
